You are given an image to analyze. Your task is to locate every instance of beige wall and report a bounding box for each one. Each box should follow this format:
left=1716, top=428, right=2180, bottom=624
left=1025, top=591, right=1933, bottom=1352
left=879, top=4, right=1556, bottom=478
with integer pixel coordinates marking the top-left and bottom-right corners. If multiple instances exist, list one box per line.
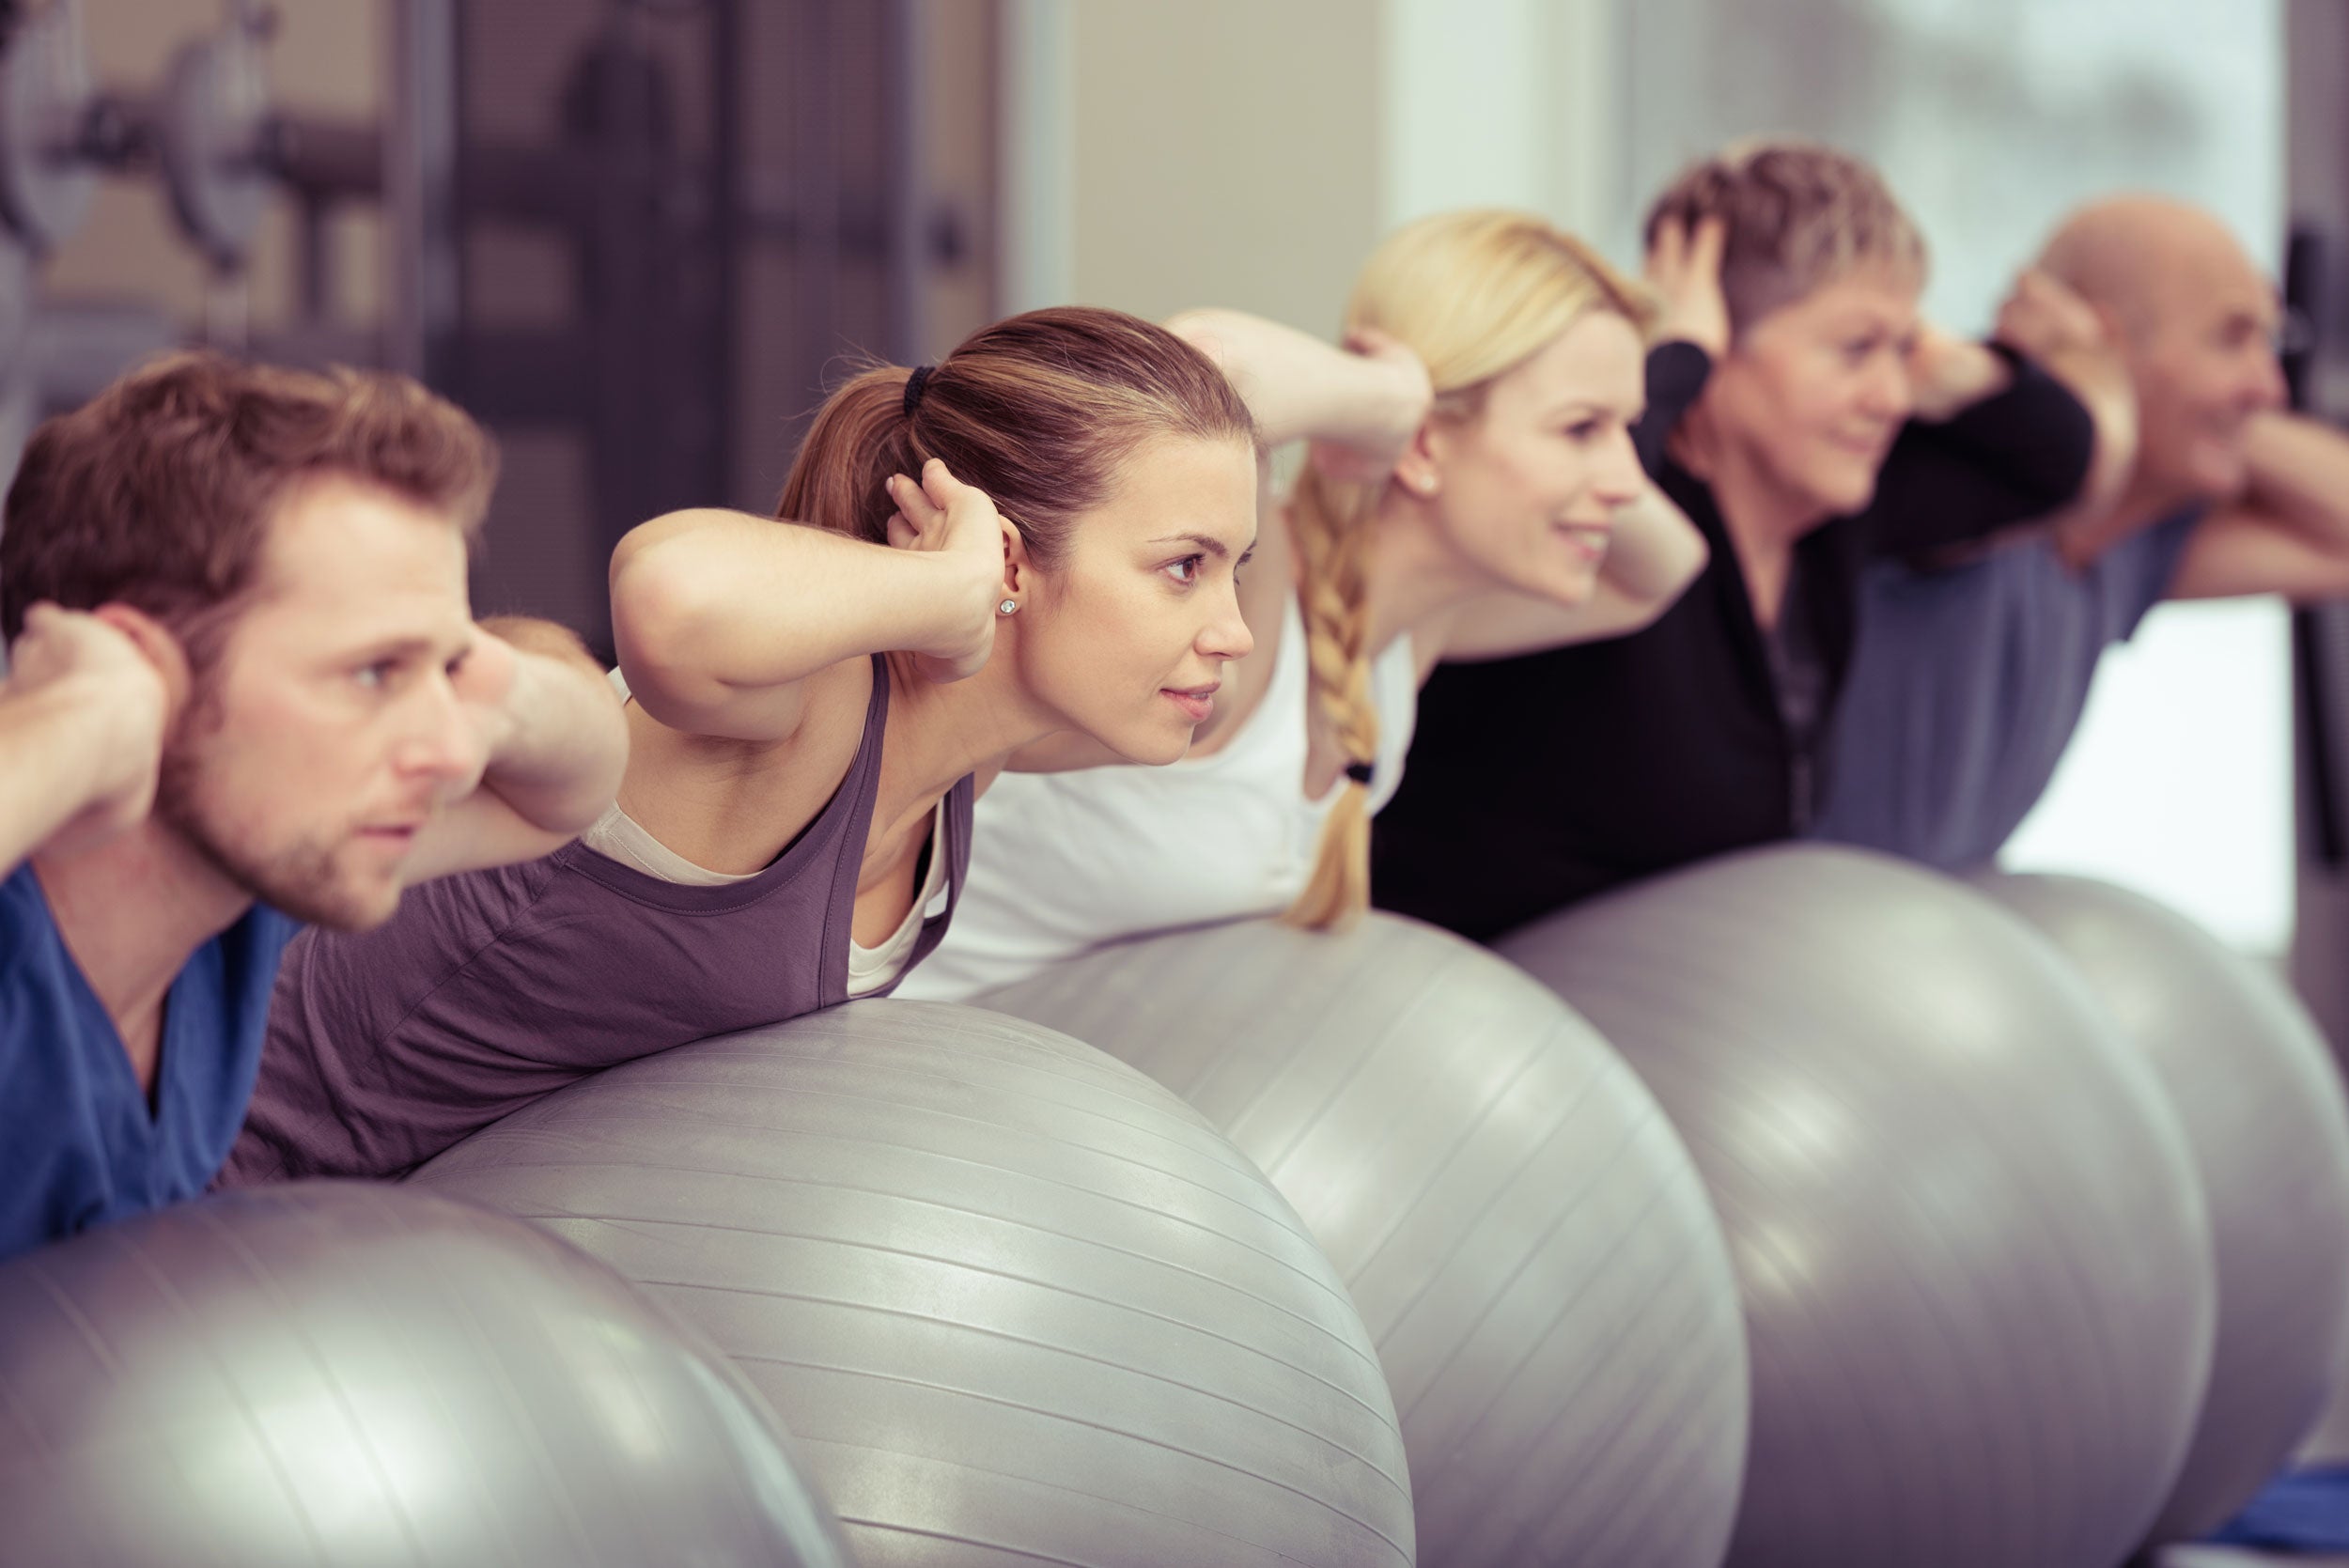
left=1066, top=0, right=1379, bottom=335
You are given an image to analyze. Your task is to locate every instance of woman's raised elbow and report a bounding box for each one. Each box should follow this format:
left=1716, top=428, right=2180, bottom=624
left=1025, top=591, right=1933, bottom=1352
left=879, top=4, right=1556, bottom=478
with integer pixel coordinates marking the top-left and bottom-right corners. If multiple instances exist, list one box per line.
left=609, top=522, right=723, bottom=679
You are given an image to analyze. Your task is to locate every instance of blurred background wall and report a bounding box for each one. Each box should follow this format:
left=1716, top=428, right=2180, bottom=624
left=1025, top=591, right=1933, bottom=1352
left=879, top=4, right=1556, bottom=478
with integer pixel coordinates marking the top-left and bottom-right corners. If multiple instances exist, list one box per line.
left=9, top=0, right=2349, bottom=1017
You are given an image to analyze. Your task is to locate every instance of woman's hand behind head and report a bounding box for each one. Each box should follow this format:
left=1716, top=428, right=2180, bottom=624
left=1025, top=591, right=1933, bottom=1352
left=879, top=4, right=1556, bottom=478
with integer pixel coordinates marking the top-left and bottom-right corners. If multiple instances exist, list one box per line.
left=1645, top=214, right=1732, bottom=359
left=1306, top=327, right=1435, bottom=489
left=884, top=458, right=1012, bottom=685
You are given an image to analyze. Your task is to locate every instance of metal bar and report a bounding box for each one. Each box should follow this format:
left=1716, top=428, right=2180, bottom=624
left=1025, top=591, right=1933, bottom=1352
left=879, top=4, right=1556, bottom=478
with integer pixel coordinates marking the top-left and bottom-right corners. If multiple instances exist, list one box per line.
left=295, top=193, right=331, bottom=322
left=271, top=116, right=383, bottom=199
left=885, top=0, right=927, bottom=362
left=443, top=329, right=598, bottom=422
left=2286, top=222, right=2349, bottom=866
left=797, top=0, right=838, bottom=391
left=708, top=0, right=740, bottom=505
left=383, top=0, right=460, bottom=383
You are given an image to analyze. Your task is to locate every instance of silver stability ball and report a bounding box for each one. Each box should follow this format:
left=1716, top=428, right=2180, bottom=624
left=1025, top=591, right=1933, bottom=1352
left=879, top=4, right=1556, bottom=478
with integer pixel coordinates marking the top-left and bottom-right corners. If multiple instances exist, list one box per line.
left=1973, top=870, right=2349, bottom=1545
left=0, top=1181, right=852, bottom=1568
left=982, top=913, right=1750, bottom=1568
left=1495, top=846, right=2216, bottom=1568
left=413, top=1002, right=1417, bottom=1568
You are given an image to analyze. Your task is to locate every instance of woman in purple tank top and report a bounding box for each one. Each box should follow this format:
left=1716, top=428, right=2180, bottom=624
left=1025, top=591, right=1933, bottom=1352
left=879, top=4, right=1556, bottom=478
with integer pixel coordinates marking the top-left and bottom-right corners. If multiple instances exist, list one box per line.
left=227, top=307, right=1260, bottom=1184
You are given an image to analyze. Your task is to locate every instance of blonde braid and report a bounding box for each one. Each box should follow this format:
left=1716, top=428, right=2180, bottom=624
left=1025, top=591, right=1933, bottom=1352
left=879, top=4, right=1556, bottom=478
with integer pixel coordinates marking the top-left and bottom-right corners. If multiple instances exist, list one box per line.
left=1283, top=461, right=1382, bottom=930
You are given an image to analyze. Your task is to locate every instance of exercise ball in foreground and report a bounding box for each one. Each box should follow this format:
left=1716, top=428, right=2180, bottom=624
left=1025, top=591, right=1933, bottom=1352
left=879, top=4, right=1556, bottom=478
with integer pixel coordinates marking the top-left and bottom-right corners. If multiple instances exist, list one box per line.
left=0, top=1182, right=850, bottom=1568
left=413, top=1001, right=1415, bottom=1568
left=983, top=912, right=1749, bottom=1568
left=1974, top=871, right=2349, bottom=1545
left=1495, top=846, right=2216, bottom=1568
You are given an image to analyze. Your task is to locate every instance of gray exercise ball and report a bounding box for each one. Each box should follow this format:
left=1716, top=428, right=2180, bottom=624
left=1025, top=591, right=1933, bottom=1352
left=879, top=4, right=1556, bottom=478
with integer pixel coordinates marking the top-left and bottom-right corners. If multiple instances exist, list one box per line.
left=0, top=1182, right=850, bottom=1568
left=982, top=912, right=1750, bottom=1568
left=412, top=1001, right=1415, bottom=1568
left=1495, top=845, right=2217, bottom=1568
left=1973, top=870, right=2349, bottom=1545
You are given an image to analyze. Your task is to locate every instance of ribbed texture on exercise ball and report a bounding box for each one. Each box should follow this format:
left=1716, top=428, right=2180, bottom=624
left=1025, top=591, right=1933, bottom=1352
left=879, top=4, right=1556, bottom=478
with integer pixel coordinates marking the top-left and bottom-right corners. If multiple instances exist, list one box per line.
left=984, top=913, right=1749, bottom=1568
left=413, top=1001, right=1416, bottom=1568
left=0, top=1182, right=851, bottom=1568
left=1976, top=871, right=2349, bottom=1545
left=1498, top=846, right=2216, bottom=1568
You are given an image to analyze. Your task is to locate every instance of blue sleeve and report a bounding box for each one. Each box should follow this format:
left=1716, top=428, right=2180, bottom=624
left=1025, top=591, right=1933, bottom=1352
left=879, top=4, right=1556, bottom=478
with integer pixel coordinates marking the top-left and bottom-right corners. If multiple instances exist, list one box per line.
left=2101, top=505, right=2207, bottom=644
left=0, top=867, right=103, bottom=1260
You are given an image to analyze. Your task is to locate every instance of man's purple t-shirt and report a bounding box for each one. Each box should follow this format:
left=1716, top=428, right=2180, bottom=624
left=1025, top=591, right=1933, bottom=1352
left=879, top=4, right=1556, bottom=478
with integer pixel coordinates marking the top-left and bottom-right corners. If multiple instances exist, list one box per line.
left=1812, top=507, right=2203, bottom=868
left=226, top=657, right=971, bottom=1183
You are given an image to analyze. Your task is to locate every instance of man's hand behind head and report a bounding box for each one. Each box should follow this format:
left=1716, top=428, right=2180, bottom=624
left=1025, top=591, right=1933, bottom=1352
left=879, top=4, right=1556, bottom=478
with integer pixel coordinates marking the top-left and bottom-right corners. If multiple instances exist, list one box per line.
left=6, top=603, right=172, bottom=856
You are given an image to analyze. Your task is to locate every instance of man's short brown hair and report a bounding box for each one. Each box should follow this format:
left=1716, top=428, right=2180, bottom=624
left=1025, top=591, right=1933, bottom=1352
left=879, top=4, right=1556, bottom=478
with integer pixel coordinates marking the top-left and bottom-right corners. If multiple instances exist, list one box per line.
left=1, top=350, right=496, bottom=666
left=1644, top=137, right=1928, bottom=338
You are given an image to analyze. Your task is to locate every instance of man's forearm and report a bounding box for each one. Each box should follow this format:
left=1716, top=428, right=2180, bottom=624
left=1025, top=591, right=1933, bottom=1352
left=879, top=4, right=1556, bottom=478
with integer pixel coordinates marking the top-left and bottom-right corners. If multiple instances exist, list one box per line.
left=2243, top=413, right=2349, bottom=545
left=0, top=683, right=123, bottom=875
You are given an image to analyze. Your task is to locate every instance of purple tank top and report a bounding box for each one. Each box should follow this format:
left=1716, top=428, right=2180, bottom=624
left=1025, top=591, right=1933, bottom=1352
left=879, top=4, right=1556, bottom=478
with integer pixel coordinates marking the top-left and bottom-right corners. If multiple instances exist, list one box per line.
left=225, top=657, right=972, bottom=1184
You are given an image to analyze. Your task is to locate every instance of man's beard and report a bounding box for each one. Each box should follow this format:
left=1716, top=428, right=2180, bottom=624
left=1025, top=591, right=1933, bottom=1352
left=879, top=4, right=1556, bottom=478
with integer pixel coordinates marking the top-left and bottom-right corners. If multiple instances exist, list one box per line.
left=153, top=726, right=393, bottom=932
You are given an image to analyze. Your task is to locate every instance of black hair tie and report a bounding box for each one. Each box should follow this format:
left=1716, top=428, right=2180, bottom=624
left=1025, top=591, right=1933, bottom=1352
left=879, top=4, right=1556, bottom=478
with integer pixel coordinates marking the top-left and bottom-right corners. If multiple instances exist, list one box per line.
left=902, top=364, right=934, bottom=418
left=1344, top=760, right=1376, bottom=787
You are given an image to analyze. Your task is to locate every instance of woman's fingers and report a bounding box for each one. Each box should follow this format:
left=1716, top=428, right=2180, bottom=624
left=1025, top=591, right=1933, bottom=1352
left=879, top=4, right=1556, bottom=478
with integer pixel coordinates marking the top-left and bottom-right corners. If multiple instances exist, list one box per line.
left=884, top=471, right=945, bottom=550
left=1644, top=217, right=1686, bottom=282
left=918, top=456, right=972, bottom=511
left=1687, top=214, right=1727, bottom=278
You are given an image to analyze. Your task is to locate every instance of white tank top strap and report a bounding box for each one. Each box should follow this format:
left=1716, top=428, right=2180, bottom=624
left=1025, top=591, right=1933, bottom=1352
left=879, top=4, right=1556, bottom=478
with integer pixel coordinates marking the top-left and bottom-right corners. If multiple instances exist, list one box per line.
left=896, top=590, right=1422, bottom=1002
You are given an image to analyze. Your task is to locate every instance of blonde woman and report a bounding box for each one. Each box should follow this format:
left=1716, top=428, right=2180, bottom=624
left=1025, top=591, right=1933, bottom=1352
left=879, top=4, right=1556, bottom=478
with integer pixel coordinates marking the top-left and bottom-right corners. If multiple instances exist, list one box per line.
left=900, top=209, right=1709, bottom=1001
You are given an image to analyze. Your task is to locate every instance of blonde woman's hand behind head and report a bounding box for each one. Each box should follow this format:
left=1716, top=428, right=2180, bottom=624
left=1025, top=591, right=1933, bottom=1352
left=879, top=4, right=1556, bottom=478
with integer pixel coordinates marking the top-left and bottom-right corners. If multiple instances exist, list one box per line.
left=1644, top=213, right=1731, bottom=359
left=1309, top=326, right=1434, bottom=488
left=885, top=458, right=1011, bottom=684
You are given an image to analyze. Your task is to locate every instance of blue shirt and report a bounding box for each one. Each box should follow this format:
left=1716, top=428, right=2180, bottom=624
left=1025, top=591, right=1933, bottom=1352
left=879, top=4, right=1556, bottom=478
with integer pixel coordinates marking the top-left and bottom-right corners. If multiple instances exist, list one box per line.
left=1812, top=507, right=2204, bottom=869
left=0, top=862, right=300, bottom=1259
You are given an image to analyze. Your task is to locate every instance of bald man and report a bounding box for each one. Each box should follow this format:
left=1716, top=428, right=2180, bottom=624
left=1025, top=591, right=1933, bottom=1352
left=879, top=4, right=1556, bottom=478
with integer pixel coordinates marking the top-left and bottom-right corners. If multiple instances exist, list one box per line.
left=1813, top=194, right=2349, bottom=868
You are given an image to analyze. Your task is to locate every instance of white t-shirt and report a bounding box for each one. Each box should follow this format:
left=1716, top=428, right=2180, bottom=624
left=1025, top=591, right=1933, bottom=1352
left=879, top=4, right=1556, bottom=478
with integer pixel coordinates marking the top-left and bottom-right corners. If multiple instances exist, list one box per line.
left=897, top=593, right=1418, bottom=1001
left=582, top=668, right=946, bottom=999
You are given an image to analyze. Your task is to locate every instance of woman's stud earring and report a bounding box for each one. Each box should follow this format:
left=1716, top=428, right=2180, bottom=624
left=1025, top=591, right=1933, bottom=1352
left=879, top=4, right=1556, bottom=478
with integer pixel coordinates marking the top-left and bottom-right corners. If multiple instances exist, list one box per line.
left=998, top=598, right=1020, bottom=616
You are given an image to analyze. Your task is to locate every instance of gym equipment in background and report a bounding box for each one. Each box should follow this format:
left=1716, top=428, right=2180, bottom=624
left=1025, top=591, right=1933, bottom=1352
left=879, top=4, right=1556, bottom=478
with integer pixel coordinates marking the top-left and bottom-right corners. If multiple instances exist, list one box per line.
left=1975, top=870, right=2349, bottom=1546
left=154, top=0, right=274, bottom=271
left=0, top=0, right=103, bottom=255
left=0, top=0, right=987, bottom=647
left=1497, top=845, right=2217, bottom=1568
left=984, top=912, right=1750, bottom=1568
left=414, top=1001, right=1418, bottom=1568
left=0, top=1181, right=851, bottom=1568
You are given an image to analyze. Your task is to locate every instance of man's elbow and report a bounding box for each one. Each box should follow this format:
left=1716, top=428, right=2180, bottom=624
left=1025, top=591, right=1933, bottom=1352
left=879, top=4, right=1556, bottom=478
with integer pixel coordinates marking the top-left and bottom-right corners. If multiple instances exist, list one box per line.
left=558, top=696, right=630, bottom=831
left=2025, top=398, right=2106, bottom=510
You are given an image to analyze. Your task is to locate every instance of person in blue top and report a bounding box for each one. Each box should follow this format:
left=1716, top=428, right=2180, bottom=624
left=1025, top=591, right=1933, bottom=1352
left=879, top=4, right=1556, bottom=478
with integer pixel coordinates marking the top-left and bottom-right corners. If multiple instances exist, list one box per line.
left=0, top=350, right=629, bottom=1260
left=1816, top=194, right=2349, bottom=868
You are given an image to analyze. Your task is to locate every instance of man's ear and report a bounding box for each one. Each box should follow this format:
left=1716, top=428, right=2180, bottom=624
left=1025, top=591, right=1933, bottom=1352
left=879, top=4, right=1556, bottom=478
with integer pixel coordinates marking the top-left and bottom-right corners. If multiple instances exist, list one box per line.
left=92, top=604, right=194, bottom=728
